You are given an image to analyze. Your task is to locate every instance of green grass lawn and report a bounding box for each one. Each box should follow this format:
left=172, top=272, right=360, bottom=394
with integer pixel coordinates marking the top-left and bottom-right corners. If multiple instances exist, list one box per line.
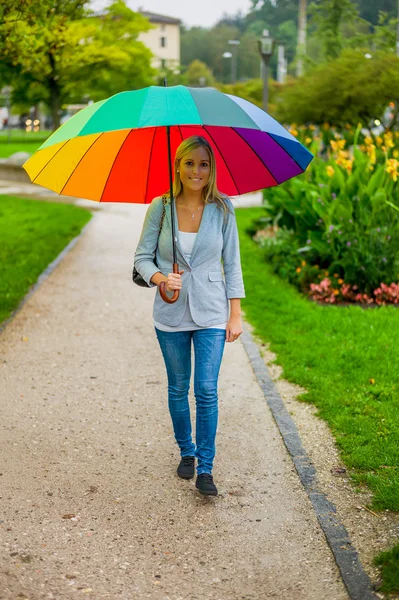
left=0, top=130, right=50, bottom=158
left=0, top=195, right=91, bottom=325
left=236, top=206, right=399, bottom=592
left=374, top=544, right=399, bottom=594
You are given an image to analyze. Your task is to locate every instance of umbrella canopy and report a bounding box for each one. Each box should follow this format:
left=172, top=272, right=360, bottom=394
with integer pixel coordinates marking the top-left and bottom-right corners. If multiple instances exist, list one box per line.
left=23, top=85, right=313, bottom=203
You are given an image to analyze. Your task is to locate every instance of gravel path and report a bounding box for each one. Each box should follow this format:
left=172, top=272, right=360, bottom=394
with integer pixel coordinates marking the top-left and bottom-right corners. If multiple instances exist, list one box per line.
left=0, top=202, right=350, bottom=600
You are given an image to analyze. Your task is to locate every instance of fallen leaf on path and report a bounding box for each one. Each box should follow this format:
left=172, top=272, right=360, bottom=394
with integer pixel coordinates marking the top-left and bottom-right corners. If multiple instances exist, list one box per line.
left=330, top=466, right=346, bottom=475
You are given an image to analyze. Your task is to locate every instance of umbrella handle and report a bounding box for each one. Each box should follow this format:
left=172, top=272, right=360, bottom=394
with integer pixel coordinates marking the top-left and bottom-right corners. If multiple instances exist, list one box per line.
left=159, top=263, right=180, bottom=304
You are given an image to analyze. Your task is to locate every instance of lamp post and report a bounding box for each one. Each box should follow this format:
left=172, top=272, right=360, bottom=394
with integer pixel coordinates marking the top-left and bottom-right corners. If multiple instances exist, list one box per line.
left=258, top=30, right=275, bottom=113
left=222, top=51, right=233, bottom=84
left=228, top=39, right=240, bottom=84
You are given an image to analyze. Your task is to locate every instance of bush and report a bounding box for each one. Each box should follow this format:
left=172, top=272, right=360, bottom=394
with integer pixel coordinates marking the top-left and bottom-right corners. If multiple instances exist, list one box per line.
left=273, top=50, right=399, bottom=126
left=253, top=126, right=399, bottom=301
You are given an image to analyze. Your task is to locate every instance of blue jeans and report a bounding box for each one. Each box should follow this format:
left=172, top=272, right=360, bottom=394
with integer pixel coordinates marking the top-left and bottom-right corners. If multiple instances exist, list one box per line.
left=155, top=327, right=226, bottom=475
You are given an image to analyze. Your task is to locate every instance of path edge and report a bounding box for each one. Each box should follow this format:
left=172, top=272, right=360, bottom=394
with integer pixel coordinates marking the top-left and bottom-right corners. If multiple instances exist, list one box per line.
left=240, top=325, right=378, bottom=600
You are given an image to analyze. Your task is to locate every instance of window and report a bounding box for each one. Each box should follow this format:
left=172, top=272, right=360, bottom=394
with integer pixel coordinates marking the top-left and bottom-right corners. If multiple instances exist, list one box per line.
left=160, top=36, right=167, bottom=48
left=161, top=59, right=167, bottom=69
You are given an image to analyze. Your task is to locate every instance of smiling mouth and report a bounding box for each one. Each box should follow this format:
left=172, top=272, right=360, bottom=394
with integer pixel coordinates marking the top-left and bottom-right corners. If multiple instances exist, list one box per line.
left=189, top=177, right=202, bottom=181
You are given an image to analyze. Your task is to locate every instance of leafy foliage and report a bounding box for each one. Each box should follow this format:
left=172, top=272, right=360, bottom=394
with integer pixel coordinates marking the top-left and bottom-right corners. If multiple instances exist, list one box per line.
left=309, top=0, right=358, bottom=60
left=182, top=60, right=215, bottom=86
left=273, top=50, right=399, bottom=126
left=253, top=126, right=399, bottom=297
left=0, top=0, right=154, bottom=128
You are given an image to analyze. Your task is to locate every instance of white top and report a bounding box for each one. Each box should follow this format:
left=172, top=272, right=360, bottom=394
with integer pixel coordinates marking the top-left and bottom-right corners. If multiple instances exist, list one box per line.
left=153, top=231, right=228, bottom=333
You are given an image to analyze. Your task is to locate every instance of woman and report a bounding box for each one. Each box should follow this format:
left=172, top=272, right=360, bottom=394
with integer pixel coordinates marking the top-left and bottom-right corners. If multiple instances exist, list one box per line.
left=134, top=136, right=245, bottom=496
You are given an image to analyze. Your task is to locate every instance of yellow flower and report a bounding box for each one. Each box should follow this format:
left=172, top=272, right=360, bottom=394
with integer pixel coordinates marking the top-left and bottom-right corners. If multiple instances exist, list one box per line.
left=301, top=260, right=307, bottom=267
left=336, top=150, right=353, bottom=173
left=330, top=139, right=346, bottom=152
left=334, top=273, right=339, bottom=278
left=326, top=165, right=335, bottom=177
left=296, top=267, right=301, bottom=273
left=386, top=158, right=399, bottom=182
left=333, top=289, right=339, bottom=295
left=364, top=136, right=374, bottom=146
left=309, top=125, right=316, bottom=131
left=324, top=271, right=329, bottom=276
left=384, top=132, right=394, bottom=150
left=376, top=136, right=383, bottom=147
left=323, top=122, right=330, bottom=130
left=393, top=149, right=399, bottom=158
left=366, top=145, right=377, bottom=166
left=289, top=128, right=299, bottom=137
left=338, top=278, right=344, bottom=284
left=305, top=137, right=312, bottom=144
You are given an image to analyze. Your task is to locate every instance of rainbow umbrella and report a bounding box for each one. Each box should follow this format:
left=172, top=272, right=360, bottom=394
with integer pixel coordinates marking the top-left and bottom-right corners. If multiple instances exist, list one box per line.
left=23, top=85, right=313, bottom=303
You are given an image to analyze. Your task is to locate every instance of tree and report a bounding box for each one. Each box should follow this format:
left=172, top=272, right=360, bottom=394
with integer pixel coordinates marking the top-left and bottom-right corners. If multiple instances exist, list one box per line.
left=183, top=60, right=215, bottom=86
left=346, top=11, right=398, bottom=53
left=249, top=0, right=299, bottom=30
left=309, top=0, right=358, bottom=60
left=0, top=0, right=153, bottom=129
left=296, top=0, right=307, bottom=75
left=273, top=50, right=399, bottom=125
left=180, top=26, right=210, bottom=69
left=357, top=0, right=397, bottom=26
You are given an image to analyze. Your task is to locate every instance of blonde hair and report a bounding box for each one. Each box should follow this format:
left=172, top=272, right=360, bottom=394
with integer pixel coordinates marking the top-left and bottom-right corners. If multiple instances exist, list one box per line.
left=166, top=136, right=230, bottom=218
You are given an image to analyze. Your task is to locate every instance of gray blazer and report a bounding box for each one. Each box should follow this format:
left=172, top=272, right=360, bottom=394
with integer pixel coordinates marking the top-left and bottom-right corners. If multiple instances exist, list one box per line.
left=134, top=196, right=245, bottom=327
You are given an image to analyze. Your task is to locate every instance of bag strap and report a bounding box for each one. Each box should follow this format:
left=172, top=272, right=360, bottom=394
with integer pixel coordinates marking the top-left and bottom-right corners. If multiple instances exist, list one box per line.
left=154, top=196, right=168, bottom=254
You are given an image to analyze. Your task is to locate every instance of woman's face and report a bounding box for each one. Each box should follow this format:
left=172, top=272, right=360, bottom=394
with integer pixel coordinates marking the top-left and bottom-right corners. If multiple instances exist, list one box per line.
left=178, top=146, right=210, bottom=193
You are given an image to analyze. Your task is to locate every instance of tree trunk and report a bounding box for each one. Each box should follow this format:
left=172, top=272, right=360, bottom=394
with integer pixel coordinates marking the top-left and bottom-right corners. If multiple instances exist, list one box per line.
left=49, top=79, right=61, bottom=130
left=48, top=52, right=61, bottom=130
left=296, top=0, right=307, bottom=77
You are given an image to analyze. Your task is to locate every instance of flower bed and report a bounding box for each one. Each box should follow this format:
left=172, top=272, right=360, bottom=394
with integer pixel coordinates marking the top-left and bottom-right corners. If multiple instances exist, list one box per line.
left=253, top=124, right=399, bottom=304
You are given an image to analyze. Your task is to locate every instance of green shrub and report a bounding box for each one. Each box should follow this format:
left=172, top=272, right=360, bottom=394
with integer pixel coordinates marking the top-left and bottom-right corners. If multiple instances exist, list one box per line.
left=255, top=128, right=399, bottom=297
left=273, top=50, right=399, bottom=126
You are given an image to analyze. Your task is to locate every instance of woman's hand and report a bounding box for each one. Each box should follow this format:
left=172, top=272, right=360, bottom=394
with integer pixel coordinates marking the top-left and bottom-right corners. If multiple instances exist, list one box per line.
left=226, top=315, right=243, bottom=343
left=165, top=270, right=184, bottom=292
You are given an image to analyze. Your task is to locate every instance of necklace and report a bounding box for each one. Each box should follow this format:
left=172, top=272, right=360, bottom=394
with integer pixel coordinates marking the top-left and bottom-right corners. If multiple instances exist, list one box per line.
left=178, top=200, right=204, bottom=220
left=189, top=205, right=203, bottom=220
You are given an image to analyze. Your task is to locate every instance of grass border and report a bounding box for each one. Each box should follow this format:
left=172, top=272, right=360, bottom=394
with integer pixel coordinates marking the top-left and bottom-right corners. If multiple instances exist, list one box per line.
left=0, top=218, right=92, bottom=335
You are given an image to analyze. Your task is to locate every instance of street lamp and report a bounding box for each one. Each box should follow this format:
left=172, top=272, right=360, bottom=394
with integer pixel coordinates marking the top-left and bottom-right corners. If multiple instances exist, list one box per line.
left=228, top=39, right=240, bottom=84
left=258, top=30, right=276, bottom=112
left=222, top=51, right=232, bottom=83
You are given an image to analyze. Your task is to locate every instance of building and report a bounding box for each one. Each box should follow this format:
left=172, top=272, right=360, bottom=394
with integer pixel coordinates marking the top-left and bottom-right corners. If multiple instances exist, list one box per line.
left=138, top=11, right=181, bottom=72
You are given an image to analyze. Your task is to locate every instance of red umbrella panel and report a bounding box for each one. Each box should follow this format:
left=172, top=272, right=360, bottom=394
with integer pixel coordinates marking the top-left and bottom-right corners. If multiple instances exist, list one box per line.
left=25, top=124, right=307, bottom=204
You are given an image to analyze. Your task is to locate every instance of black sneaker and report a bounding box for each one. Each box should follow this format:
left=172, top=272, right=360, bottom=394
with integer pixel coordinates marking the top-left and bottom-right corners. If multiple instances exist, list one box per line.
left=177, top=456, right=195, bottom=479
left=195, top=473, right=218, bottom=496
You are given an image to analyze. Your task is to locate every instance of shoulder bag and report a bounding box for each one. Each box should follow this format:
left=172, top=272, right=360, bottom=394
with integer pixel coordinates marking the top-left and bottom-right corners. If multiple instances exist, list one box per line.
left=132, top=196, right=167, bottom=287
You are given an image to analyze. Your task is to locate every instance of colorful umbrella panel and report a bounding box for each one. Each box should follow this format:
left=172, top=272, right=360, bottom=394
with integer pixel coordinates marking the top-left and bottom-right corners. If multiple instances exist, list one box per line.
left=23, top=86, right=313, bottom=203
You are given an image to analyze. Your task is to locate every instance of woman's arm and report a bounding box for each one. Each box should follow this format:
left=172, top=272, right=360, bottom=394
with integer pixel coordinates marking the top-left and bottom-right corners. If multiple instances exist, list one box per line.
left=134, top=199, right=164, bottom=287
left=226, top=298, right=243, bottom=343
left=222, top=199, right=245, bottom=342
left=222, top=199, right=246, bottom=300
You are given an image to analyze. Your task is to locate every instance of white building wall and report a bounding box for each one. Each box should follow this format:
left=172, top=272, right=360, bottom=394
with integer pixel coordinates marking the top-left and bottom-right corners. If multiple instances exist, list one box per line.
left=138, top=22, right=180, bottom=71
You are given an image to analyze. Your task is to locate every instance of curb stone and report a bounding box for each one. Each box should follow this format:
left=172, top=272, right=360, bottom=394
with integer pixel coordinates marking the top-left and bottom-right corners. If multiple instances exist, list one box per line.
left=240, top=326, right=378, bottom=600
